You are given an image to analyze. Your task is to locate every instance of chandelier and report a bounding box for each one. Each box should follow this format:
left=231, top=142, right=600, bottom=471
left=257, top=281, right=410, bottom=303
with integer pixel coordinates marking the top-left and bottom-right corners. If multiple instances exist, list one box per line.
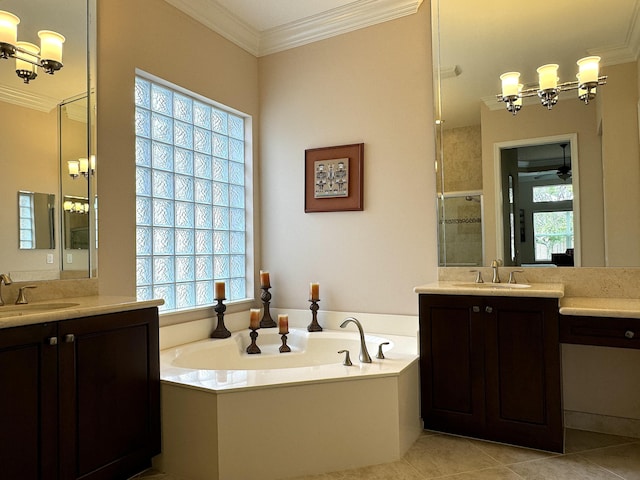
left=497, top=56, right=607, bottom=115
left=0, top=10, right=65, bottom=84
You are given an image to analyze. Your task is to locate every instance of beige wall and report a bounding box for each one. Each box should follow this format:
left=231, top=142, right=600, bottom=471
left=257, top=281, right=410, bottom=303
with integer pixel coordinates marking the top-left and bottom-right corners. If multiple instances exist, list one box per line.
left=599, top=61, right=640, bottom=266
left=480, top=98, right=605, bottom=266
left=96, top=0, right=260, bottom=296
left=0, top=102, right=59, bottom=275
left=258, top=6, right=437, bottom=315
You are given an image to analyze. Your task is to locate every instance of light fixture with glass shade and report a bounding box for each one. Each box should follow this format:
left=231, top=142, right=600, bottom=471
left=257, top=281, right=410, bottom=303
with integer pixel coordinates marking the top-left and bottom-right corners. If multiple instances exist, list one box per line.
left=68, top=155, right=96, bottom=179
left=0, top=10, right=65, bottom=84
left=497, top=56, right=606, bottom=115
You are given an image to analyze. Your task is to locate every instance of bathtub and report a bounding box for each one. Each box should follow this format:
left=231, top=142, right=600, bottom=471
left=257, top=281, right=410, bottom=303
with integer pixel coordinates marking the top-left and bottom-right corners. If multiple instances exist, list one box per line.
left=156, top=325, right=421, bottom=480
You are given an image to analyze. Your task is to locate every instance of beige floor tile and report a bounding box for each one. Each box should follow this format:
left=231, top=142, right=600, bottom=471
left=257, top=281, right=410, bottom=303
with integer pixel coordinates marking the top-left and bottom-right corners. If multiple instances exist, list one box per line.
left=442, top=466, right=526, bottom=480
left=565, top=428, right=639, bottom=454
left=465, top=437, right=556, bottom=465
left=336, top=460, right=424, bottom=480
left=403, top=433, right=500, bottom=478
left=508, top=453, right=625, bottom=480
left=580, top=442, right=640, bottom=480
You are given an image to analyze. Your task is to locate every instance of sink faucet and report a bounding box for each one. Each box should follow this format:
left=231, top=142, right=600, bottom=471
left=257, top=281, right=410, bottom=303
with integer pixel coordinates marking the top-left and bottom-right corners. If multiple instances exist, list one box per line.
left=491, top=259, right=502, bottom=283
left=339, top=317, right=372, bottom=363
left=0, top=273, right=13, bottom=306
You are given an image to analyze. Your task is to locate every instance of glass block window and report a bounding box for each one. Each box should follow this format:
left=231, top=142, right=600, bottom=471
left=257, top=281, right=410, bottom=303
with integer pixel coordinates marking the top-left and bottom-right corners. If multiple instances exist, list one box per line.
left=135, top=75, right=249, bottom=312
left=18, top=191, right=35, bottom=249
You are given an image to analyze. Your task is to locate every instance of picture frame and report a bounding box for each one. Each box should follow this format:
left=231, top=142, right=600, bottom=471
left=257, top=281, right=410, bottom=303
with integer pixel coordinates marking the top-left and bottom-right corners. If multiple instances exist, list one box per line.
left=304, top=143, right=364, bottom=213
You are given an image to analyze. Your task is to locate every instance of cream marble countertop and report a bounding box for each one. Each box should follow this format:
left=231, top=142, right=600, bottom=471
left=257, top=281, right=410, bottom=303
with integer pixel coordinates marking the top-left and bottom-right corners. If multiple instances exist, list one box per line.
left=414, top=281, right=565, bottom=298
left=559, top=297, right=640, bottom=319
left=0, top=295, right=164, bottom=329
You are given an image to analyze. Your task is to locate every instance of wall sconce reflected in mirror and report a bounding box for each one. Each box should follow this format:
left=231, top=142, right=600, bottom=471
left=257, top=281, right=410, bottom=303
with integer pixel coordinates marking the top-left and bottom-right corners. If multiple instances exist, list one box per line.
left=63, top=198, right=89, bottom=214
left=497, top=56, right=607, bottom=115
left=0, top=10, right=65, bottom=84
left=67, top=155, right=95, bottom=179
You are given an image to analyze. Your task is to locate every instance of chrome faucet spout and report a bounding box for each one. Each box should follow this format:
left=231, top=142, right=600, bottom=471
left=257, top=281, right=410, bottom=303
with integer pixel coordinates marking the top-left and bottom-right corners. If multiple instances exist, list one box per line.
left=0, top=273, right=13, bottom=306
left=339, top=317, right=372, bottom=363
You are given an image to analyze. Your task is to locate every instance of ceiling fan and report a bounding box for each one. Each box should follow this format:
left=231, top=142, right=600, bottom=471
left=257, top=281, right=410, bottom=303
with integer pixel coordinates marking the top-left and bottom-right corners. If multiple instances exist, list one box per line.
left=533, top=143, right=571, bottom=181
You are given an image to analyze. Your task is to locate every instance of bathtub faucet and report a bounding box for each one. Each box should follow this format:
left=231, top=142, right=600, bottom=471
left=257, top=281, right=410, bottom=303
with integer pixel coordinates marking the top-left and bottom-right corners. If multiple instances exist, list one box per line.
left=339, top=317, right=372, bottom=363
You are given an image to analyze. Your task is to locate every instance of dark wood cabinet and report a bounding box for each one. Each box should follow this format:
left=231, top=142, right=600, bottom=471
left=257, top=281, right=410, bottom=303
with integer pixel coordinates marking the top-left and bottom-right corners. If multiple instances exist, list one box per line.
left=419, top=294, right=563, bottom=452
left=0, top=307, right=160, bottom=480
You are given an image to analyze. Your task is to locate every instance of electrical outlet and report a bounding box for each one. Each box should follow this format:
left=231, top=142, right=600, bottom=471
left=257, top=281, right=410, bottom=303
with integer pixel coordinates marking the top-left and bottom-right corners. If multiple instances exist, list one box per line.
left=46, top=254, right=54, bottom=264
left=67, top=253, right=73, bottom=264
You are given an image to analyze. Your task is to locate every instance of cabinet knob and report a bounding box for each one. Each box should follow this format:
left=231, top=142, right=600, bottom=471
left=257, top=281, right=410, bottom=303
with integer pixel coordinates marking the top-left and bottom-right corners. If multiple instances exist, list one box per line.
left=472, top=306, right=481, bottom=313
left=485, top=306, right=493, bottom=314
left=625, top=330, right=635, bottom=339
left=47, top=336, right=58, bottom=346
left=65, top=334, right=75, bottom=343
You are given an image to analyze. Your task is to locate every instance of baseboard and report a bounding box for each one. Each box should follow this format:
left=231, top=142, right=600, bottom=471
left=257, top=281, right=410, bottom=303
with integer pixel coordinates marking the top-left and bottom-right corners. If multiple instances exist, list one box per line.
left=565, top=410, right=640, bottom=439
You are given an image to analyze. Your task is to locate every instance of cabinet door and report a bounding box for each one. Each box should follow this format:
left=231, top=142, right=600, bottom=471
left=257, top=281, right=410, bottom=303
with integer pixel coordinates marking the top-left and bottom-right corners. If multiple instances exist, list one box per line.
left=58, top=308, right=160, bottom=480
left=0, top=322, right=58, bottom=480
left=419, top=295, right=485, bottom=436
left=484, top=296, right=563, bottom=452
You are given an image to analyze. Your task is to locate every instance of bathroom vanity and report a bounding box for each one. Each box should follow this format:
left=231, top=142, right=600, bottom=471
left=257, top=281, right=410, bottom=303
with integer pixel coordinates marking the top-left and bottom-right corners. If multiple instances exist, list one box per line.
left=0, top=297, right=162, bottom=480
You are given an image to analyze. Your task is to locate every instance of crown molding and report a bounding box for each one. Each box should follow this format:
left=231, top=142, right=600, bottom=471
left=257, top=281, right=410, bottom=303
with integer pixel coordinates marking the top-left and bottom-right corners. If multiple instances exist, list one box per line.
left=164, top=0, right=423, bottom=57
left=259, top=0, right=424, bottom=56
left=0, top=85, right=59, bottom=112
left=164, top=0, right=261, bottom=56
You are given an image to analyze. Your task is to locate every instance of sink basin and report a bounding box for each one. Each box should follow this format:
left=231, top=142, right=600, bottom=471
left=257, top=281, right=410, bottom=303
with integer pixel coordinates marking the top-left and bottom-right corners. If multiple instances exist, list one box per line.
left=0, top=302, right=80, bottom=318
left=453, top=283, right=531, bottom=289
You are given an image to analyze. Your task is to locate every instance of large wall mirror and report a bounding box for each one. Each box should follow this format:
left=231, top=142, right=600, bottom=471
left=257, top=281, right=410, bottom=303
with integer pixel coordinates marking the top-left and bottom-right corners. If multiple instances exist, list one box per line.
left=0, top=0, right=96, bottom=281
left=433, top=0, right=640, bottom=268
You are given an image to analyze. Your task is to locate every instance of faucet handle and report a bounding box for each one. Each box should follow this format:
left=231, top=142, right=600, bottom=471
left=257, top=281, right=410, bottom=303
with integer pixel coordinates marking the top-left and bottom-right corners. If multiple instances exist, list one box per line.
left=469, top=269, right=484, bottom=283
left=376, top=342, right=390, bottom=359
left=15, top=285, right=37, bottom=305
left=338, top=349, right=353, bottom=366
left=508, top=270, right=524, bottom=284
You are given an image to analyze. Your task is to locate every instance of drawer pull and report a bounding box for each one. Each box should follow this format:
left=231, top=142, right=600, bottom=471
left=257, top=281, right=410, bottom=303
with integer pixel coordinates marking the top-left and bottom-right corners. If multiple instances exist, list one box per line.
left=47, top=336, right=58, bottom=346
left=65, top=334, right=75, bottom=343
left=485, top=306, right=493, bottom=314
left=625, top=330, right=635, bottom=339
left=472, top=306, right=481, bottom=313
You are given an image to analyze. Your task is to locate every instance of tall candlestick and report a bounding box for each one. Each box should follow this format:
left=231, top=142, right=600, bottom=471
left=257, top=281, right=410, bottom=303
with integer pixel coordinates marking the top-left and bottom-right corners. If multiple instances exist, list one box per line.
left=214, top=281, right=226, bottom=300
left=250, top=308, right=261, bottom=330
left=278, top=314, right=289, bottom=334
left=260, top=270, right=271, bottom=288
left=309, top=282, right=320, bottom=301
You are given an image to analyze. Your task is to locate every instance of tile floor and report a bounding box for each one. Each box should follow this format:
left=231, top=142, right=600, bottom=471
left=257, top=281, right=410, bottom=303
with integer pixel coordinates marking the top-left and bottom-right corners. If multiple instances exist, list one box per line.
left=134, top=428, right=640, bottom=480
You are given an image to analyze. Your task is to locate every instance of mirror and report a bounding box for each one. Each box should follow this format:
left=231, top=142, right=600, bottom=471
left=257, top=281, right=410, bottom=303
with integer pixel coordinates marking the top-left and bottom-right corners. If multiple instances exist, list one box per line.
left=18, top=191, right=55, bottom=250
left=0, top=0, right=94, bottom=280
left=434, top=0, right=640, bottom=267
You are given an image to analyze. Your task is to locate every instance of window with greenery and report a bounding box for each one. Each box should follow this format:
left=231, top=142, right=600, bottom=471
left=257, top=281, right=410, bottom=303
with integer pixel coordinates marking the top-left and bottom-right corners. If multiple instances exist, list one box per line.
left=532, top=184, right=573, bottom=203
left=533, top=211, right=573, bottom=262
left=134, top=75, right=250, bottom=312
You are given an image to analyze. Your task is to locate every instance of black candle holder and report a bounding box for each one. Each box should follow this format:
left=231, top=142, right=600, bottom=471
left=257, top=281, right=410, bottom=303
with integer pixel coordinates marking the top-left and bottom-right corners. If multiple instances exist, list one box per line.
left=260, top=286, right=277, bottom=328
left=279, top=333, right=291, bottom=353
left=307, top=299, right=323, bottom=332
left=246, top=328, right=261, bottom=354
left=210, top=298, right=231, bottom=338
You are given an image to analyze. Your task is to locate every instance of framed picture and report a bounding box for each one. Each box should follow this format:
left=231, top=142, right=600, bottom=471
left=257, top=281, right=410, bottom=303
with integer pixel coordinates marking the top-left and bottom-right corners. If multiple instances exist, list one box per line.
left=304, top=143, right=364, bottom=213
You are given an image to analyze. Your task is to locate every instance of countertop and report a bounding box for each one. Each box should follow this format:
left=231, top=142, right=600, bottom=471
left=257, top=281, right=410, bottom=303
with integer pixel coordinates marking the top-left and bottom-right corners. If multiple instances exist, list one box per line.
left=414, top=281, right=565, bottom=298
left=0, top=295, right=164, bottom=329
left=558, top=297, right=640, bottom=319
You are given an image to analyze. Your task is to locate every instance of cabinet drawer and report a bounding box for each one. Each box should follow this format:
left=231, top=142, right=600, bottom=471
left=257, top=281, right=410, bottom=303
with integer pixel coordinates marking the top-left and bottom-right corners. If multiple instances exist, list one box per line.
left=559, top=315, right=640, bottom=349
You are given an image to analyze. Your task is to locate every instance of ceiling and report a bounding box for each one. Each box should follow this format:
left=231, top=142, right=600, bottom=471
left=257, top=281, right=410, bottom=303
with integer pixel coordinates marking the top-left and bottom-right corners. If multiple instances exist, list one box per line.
left=163, top=0, right=424, bottom=56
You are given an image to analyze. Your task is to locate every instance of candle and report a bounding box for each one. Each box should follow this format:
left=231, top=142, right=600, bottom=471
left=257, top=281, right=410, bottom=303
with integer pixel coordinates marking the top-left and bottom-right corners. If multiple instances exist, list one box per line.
left=214, top=281, right=226, bottom=300
left=278, top=314, right=289, bottom=334
left=250, top=308, right=261, bottom=330
left=309, top=282, right=320, bottom=301
left=260, top=270, right=271, bottom=288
